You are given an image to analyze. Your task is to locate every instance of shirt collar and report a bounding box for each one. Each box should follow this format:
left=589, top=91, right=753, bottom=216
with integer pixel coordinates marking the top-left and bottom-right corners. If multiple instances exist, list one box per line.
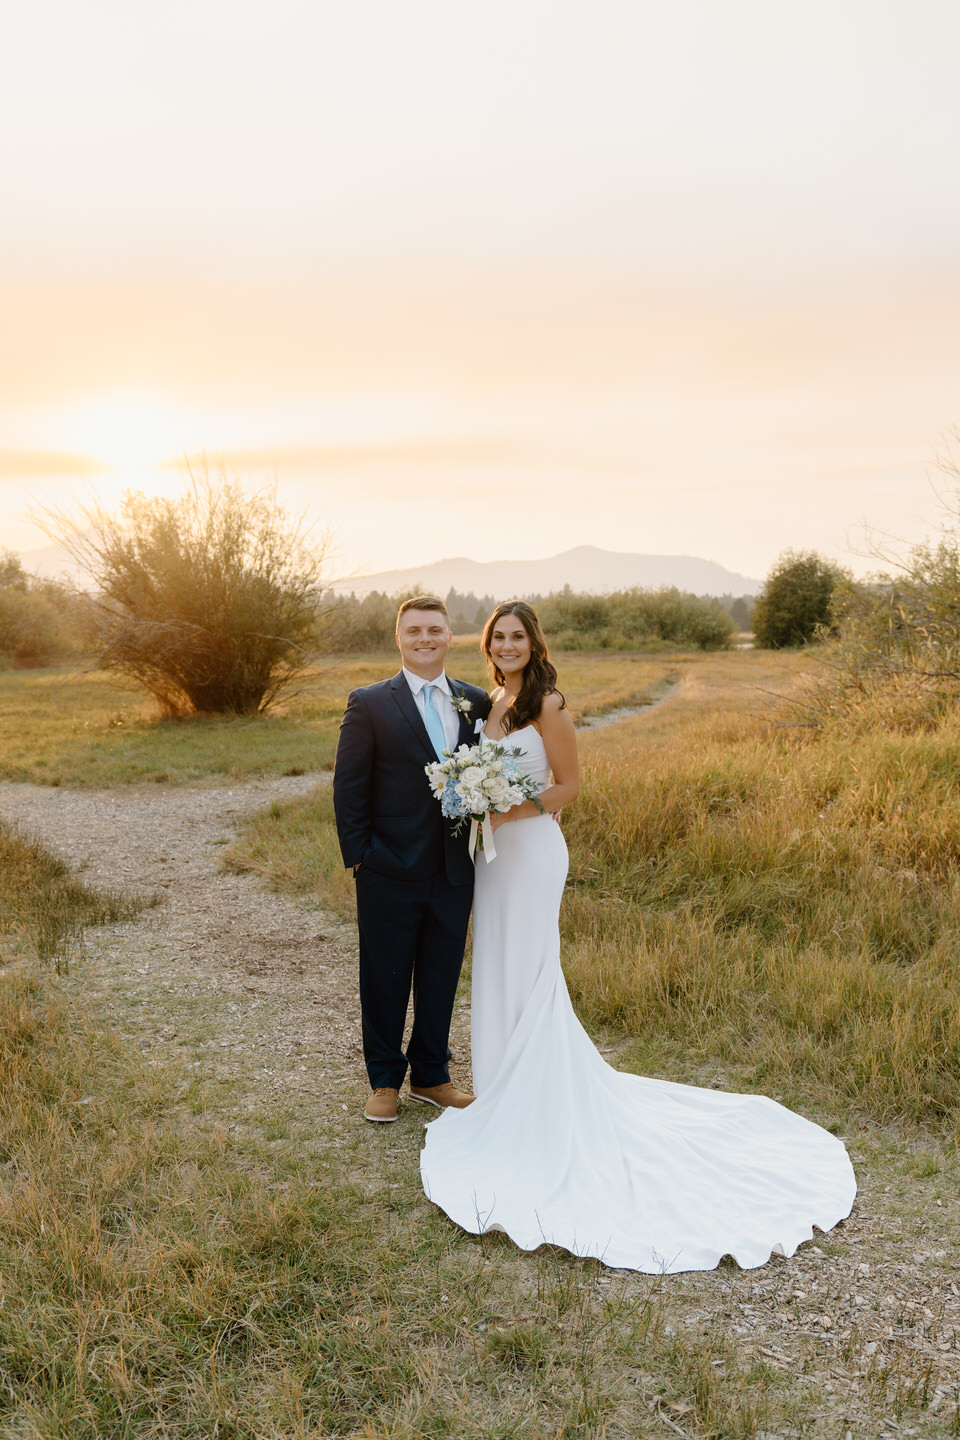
left=402, top=667, right=451, bottom=698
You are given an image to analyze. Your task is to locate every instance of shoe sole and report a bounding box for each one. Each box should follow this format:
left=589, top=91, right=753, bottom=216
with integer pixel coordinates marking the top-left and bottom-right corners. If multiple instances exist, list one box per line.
left=407, top=1092, right=444, bottom=1108
left=364, top=1111, right=398, bottom=1123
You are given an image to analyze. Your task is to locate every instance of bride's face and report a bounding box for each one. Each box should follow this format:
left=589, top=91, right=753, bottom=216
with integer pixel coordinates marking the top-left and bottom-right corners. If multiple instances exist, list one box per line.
left=489, top=614, right=532, bottom=678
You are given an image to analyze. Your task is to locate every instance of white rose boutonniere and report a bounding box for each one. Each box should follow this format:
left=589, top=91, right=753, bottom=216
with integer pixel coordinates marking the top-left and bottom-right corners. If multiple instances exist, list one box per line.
left=451, top=694, right=473, bottom=717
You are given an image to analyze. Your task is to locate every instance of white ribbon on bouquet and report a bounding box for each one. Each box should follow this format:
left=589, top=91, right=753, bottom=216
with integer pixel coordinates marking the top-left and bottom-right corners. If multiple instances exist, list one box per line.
left=468, top=719, right=499, bottom=861
left=468, top=813, right=497, bottom=863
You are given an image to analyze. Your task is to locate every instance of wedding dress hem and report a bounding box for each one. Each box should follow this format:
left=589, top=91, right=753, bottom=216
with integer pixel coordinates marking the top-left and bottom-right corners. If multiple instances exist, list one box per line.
left=421, top=1156, right=853, bottom=1274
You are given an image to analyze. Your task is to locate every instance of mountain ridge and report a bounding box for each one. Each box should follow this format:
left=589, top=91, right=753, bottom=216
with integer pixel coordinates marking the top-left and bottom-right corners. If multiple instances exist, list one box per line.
left=17, top=541, right=762, bottom=597
left=331, top=545, right=761, bottom=598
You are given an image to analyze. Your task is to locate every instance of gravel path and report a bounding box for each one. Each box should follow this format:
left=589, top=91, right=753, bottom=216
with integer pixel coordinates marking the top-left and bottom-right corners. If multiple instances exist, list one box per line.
left=0, top=774, right=373, bottom=1104
left=3, top=773, right=960, bottom=1434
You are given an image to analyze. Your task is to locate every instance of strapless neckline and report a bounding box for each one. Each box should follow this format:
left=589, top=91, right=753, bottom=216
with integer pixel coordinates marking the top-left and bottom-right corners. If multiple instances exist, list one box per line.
left=482, top=723, right=541, bottom=743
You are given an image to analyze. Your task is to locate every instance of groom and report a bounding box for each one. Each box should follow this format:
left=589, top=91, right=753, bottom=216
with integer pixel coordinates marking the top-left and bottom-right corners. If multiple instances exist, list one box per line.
left=332, top=595, right=491, bottom=1123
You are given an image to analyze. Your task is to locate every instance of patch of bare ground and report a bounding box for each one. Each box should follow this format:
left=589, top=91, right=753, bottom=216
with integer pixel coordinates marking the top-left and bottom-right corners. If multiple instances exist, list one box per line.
left=2, top=774, right=959, bottom=1436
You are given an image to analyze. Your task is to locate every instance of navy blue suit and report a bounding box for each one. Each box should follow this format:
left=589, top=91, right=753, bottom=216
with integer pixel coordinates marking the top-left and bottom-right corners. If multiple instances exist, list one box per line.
left=333, top=671, right=491, bottom=1089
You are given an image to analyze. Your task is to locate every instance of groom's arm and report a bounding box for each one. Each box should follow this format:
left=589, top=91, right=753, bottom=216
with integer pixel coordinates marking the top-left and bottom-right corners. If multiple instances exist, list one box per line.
left=332, top=689, right=375, bottom=870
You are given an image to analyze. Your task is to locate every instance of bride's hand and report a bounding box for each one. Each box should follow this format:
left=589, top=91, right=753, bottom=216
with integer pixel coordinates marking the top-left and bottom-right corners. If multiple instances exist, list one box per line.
left=489, top=808, right=513, bottom=832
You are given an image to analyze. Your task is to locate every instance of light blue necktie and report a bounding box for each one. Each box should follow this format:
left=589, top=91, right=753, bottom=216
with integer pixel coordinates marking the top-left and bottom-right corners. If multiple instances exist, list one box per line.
left=421, top=683, right=448, bottom=759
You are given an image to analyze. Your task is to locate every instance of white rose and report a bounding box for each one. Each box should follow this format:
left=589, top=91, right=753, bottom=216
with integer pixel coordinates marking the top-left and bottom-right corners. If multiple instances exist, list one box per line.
left=460, top=766, right=484, bottom=786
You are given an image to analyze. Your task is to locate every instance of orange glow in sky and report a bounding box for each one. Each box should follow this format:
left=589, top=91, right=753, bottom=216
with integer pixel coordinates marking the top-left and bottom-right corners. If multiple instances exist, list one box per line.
left=3, top=2, right=960, bottom=581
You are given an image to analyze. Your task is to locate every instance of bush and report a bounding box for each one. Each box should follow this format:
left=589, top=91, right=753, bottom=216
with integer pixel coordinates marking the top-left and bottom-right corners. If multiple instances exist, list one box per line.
left=539, top=586, right=736, bottom=651
left=801, top=547, right=960, bottom=734
left=0, top=587, right=73, bottom=668
left=752, top=550, right=848, bottom=648
left=785, top=445, right=960, bottom=732
left=40, top=465, right=329, bottom=715
left=0, top=552, right=83, bottom=668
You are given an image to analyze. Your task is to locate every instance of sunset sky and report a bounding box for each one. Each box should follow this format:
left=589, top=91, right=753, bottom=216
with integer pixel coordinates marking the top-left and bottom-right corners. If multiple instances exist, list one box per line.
left=3, top=1, right=960, bottom=583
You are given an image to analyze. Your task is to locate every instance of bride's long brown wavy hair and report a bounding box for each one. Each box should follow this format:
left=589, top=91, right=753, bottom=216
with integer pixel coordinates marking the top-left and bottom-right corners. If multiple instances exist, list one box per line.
left=481, top=600, right=565, bottom=735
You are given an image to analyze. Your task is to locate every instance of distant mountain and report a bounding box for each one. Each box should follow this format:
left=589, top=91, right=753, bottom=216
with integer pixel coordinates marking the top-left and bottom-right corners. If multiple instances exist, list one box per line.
left=16, top=541, right=87, bottom=584
left=333, top=546, right=761, bottom=599
left=17, top=540, right=762, bottom=598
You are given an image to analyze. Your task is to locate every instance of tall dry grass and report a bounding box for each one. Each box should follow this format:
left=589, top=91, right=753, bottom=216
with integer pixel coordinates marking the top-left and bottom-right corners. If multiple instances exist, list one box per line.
left=0, top=966, right=796, bottom=1438
left=561, top=676, right=960, bottom=1126
left=0, top=821, right=135, bottom=968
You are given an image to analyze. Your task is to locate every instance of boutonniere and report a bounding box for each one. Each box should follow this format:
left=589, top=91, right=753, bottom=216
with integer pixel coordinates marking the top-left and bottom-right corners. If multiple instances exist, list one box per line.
left=451, top=694, right=473, bottom=717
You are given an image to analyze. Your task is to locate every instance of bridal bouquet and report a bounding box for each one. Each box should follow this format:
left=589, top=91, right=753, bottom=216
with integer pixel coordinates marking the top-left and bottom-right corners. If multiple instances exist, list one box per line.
left=425, top=739, right=543, bottom=862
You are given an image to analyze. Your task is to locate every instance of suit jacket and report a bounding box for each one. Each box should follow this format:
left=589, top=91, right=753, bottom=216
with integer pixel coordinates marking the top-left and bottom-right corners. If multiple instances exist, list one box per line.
left=332, top=672, right=491, bottom=886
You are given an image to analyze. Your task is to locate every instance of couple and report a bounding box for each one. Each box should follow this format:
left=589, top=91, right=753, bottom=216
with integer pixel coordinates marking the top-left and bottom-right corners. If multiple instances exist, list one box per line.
left=333, top=596, right=856, bottom=1274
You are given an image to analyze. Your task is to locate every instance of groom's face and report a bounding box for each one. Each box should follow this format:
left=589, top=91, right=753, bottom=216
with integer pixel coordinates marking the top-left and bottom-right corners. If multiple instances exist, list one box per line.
left=396, top=608, right=452, bottom=679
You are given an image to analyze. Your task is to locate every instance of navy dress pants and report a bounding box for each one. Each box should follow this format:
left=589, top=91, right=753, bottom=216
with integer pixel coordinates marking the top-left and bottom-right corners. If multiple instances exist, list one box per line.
left=355, top=865, right=473, bottom=1090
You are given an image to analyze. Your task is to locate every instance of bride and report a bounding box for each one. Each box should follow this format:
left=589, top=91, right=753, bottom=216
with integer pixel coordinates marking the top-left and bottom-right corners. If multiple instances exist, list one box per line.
left=420, top=600, right=857, bottom=1274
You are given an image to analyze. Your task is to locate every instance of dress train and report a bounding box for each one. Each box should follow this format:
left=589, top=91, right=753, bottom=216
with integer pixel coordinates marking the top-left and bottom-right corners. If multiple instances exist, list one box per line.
left=420, top=726, right=856, bottom=1273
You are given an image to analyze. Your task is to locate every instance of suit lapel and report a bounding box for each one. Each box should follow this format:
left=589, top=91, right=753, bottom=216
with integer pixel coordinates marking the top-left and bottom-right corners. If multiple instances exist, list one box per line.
left=390, top=672, right=436, bottom=762
left=449, top=680, right=479, bottom=748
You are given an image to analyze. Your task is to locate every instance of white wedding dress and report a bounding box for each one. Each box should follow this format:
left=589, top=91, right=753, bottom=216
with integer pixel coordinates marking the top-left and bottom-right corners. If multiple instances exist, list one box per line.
left=420, top=725, right=856, bottom=1273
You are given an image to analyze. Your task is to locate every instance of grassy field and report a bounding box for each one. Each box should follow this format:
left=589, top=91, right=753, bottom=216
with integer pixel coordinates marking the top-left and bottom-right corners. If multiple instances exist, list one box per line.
left=0, top=644, right=671, bottom=788
left=4, top=645, right=960, bottom=1435
left=0, top=965, right=815, bottom=1440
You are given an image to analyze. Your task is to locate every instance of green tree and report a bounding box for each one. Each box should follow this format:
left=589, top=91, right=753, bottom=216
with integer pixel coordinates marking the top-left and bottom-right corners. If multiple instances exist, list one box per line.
left=730, top=595, right=754, bottom=630
left=317, top=588, right=412, bottom=653
left=40, top=464, right=330, bottom=714
left=0, top=550, right=27, bottom=590
left=752, top=550, right=848, bottom=648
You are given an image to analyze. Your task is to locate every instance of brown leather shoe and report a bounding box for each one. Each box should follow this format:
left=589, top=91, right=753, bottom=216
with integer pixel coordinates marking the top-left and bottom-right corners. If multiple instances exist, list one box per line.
left=408, top=1082, right=475, bottom=1109
left=364, top=1087, right=399, bottom=1123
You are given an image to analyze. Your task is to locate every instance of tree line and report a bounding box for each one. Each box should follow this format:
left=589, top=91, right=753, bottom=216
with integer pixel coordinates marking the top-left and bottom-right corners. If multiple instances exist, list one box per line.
left=320, top=584, right=751, bottom=653
left=7, top=454, right=960, bottom=734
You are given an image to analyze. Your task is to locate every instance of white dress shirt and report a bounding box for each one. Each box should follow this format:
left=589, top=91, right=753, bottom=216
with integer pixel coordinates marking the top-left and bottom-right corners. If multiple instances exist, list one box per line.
left=402, top=667, right=461, bottom=753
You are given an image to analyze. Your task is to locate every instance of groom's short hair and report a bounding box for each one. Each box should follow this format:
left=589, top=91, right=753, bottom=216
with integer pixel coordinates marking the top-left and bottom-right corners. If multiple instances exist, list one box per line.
left=396, top=595, right=449, bottom=625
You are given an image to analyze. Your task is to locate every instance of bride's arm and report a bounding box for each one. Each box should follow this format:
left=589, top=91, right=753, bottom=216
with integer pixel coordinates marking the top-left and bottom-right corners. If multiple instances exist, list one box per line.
left=489, top=693, right=579, bottom=829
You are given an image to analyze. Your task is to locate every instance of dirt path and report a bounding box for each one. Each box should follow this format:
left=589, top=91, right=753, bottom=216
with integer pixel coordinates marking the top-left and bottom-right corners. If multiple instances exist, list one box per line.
left=3, top=771, right=960, bottom=1434
left=0, top=774, right=385, bottom=1106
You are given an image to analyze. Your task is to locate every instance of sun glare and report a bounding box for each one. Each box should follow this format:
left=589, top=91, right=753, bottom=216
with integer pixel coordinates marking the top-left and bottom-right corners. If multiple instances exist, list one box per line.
left=67, top=396, right=190, bottom=473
